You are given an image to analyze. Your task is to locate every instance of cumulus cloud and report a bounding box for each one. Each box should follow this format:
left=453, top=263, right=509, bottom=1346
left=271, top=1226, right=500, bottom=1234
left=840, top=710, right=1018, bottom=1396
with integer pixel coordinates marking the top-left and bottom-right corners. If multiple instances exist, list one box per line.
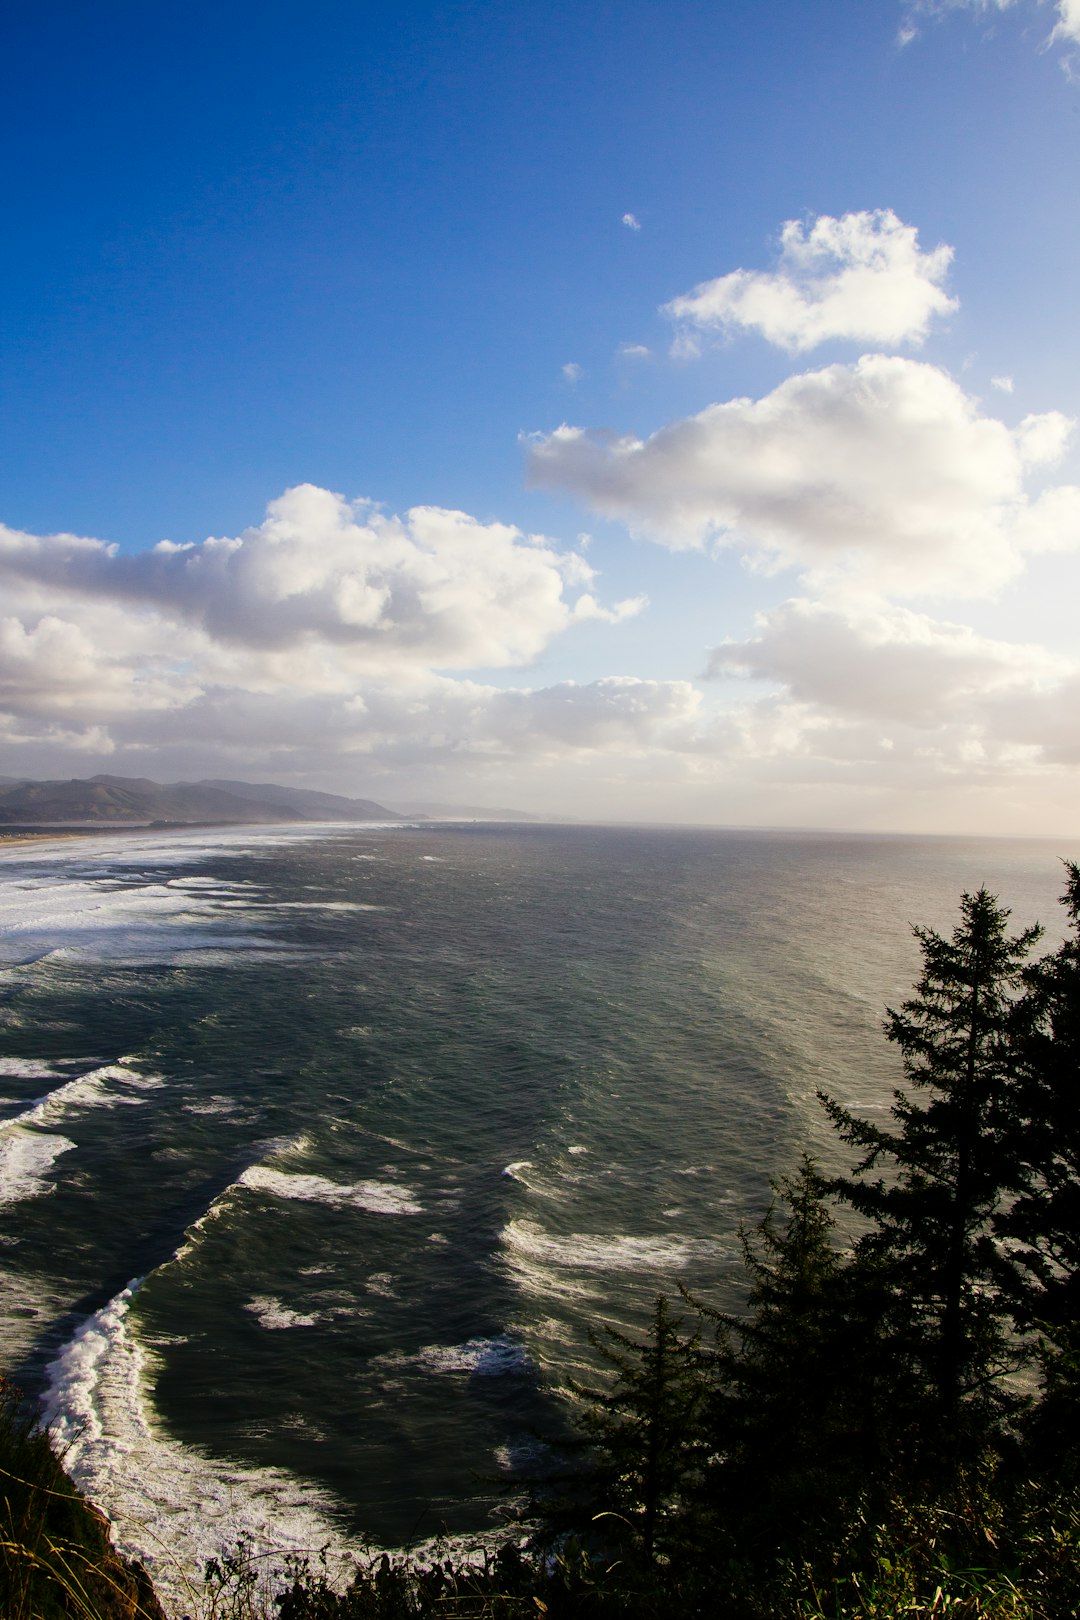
left=676, top=592, right=1080, bottom=811
left=1052, top=0, right=1080, bottom=45
left=0, top=485, right=644, bottom=674
left=621, top=213, right=641, bottom=231
left=0, top=610, right=200, bottom=722
left=663, top=211, right=957, bottom=353
left=0, top=488, right=676, bottom=778
left=0, top=655, right=699, bottom=775
left=711, top=598, right=1068, bottom=726
left=526, top=355, right=1080, bottom=594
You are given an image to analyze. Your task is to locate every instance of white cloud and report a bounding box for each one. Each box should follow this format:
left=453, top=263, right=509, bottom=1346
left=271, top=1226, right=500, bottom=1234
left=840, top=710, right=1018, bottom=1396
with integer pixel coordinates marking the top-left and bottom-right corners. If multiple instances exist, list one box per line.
left=663, top=210, right=957, bottom=353
left=711, top=598, right=1068, bottom=726
left=617, top=343, right=652, bottom=360
left=0, top=485, right=643, bottom=675
left=1052, top=0, right=1080, bottom=44
left=526, top=355, right=1080, bottom=594
left=621, top=212, right=641, bottom=231
left=0, top=654, right=697, bottom=775
left=901, top=1, right=1080, bottom=52
left=562, top=362, right=584, bottom=384
left=992, top=375, right=1015, bottom=393
left=0, top=489, right=669, bottom=779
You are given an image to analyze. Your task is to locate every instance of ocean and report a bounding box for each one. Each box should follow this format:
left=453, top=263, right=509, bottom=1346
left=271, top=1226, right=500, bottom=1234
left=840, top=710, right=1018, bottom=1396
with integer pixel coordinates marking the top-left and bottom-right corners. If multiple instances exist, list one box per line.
left=0, top=820, right=1074, bottom=1603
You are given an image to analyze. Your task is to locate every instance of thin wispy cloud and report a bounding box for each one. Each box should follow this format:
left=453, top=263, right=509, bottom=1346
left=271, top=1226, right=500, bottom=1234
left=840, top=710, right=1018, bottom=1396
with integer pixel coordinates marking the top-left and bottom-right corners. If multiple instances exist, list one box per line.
left=561, top=361, right=584, bottom=383
left=900, top=0, right=1080, bottom=51
left=621, top=212, right=641, bottom=230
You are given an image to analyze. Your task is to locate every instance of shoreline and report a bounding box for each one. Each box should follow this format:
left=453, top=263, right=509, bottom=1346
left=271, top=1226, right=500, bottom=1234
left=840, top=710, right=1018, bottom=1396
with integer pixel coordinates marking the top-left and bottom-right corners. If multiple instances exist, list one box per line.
left=0, top=829, right=113, bottom=853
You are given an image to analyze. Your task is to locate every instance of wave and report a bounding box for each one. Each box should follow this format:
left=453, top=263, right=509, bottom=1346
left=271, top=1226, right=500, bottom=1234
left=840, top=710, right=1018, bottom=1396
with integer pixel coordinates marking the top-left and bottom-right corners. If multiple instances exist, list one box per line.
left=0, top=1062, right=165, bottom=1133
left=0, top=859, right=284, bottom=967
left=165, top=1134, right=314, bottom=1265
left=239, top=1166, right=423, bottom=1216
left=166, top=1132, right=412, bottom=1275
left=0, top=1128, right=77, bottom=1205
left=266, top=901, right=385, bottom=912
left=499, top=1218, right=729, bottom=1306
left=39, top=1282, right=358, bottom=1611
left=503, top=1218, right=716, bottom=1273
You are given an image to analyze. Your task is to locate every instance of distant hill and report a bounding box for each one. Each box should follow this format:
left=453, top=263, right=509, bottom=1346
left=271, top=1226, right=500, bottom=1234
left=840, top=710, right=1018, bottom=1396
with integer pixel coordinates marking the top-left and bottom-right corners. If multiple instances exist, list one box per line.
left=200, top=779, right=405, bottom=821
left=0, top=773, right=402, bottom=826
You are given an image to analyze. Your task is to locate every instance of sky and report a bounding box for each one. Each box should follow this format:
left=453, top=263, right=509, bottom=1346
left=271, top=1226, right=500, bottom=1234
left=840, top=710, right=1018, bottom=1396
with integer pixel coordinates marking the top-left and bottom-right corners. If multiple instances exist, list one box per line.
left=2, top=0, right=1079, bottom=832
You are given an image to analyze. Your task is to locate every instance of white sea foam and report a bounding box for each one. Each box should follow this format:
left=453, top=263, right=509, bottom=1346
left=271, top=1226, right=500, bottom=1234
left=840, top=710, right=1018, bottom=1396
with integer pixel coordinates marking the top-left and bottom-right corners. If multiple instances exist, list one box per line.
left=240, top=1165, right=423, bottom=1215
left=181, top=1095, right=243, bottom=1117
left=39, top=1283, right=357, bottom=1611
left=0, top=1057, right=75, bottom=1079
left=501, top=1218, right=723, bottom=1284
left=243, top=1295, right=319, bottom=1329
left=374, top=1335, right=532, bottom=1378
left=267, top=901, right=384, bottom=912
left=365, top=1272, right=398, bottom=1297
left=0, top=1128, right=77, bottom=1204
left=0, top=830, right=334, bottom=965
left=0, top=1062, right=165, bottom=1133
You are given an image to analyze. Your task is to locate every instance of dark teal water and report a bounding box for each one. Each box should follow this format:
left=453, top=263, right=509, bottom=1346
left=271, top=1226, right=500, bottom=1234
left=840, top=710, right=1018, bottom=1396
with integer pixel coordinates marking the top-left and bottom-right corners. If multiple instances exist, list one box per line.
left=0, top=821, right=1074, bottom=1598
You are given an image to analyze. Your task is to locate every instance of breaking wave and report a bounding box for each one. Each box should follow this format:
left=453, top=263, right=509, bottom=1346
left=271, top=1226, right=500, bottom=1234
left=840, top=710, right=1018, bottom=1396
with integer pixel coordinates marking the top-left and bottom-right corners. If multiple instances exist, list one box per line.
left=40, top=1283, right=357, bottom=1611
left=239, top=1166, right=423, bottom=1216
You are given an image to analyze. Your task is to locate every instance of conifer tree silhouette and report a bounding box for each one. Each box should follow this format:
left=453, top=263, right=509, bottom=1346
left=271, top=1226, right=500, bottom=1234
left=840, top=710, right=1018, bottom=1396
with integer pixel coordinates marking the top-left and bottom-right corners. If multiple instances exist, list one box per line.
left=821, top=888, right=1040, bottom=1460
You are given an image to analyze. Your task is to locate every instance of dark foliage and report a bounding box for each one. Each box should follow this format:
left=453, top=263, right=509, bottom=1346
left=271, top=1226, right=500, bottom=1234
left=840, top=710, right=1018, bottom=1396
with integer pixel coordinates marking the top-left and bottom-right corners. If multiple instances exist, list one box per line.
left=820, top=888, right=1041, bottom=1467
left=0, top=1378, right=165, bottom=1619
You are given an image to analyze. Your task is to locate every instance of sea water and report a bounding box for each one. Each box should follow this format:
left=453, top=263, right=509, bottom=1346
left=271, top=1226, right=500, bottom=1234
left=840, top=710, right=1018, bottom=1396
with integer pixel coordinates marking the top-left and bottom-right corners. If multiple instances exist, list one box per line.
left=0, top=821, right=1075, bottom=1601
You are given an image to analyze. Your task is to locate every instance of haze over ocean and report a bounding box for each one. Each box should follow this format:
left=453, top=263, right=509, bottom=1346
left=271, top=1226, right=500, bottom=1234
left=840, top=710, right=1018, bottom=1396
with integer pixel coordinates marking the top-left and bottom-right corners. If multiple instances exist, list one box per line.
left=0, top=821, right=1074, bottom=1601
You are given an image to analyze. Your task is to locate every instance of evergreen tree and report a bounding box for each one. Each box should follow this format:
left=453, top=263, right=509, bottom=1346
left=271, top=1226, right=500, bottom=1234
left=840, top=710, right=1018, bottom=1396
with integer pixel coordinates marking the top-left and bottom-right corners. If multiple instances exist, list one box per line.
left=1000, top=863, right=1080, bottom=1472
left=571, top=1294, right=709, bottom=1567
left=691, top=1158, right=864, bottom=1558
left=820, top=887, right=1041, bottom=1458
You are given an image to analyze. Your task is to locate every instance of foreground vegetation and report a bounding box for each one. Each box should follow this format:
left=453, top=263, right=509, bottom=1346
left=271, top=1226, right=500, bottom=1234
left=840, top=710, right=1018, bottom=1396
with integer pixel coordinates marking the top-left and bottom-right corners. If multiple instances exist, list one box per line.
left=4, top=868, right=1080, bottom=1616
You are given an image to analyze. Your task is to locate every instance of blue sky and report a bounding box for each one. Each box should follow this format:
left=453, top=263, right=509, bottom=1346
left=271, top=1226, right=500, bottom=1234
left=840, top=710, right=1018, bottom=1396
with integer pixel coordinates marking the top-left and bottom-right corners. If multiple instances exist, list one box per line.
left=2, top=0, right=1079, bottom=830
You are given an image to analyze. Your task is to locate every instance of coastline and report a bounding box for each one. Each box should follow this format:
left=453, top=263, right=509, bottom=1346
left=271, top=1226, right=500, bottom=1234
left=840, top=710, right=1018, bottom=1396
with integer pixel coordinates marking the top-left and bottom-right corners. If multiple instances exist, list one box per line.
left=0, top=829, right=111, bottom=855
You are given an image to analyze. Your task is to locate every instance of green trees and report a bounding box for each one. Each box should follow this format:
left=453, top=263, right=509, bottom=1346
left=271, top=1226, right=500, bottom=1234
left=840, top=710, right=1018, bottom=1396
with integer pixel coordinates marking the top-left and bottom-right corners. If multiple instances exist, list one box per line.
left=820, top=887, right=1042, bottom=1457
left=571, top=1295, right=709, bottom=1567
left=1000, top=863, right=1080, bottom=1471
left=559, top=875, right=1080, bottom=1611
left=692, top=1158, right=859, bottom=1556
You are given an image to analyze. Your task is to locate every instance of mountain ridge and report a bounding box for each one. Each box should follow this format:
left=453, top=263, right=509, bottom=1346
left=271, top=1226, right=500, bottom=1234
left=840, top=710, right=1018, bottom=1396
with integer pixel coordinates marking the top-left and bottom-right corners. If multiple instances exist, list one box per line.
left=0, top=773, right=403, bottom=826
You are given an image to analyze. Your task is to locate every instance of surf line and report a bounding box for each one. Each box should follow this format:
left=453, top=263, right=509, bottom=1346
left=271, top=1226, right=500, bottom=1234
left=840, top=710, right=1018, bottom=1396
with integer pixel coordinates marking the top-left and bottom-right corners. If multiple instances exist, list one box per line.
left=39, top=1273, right=357, bottom=1611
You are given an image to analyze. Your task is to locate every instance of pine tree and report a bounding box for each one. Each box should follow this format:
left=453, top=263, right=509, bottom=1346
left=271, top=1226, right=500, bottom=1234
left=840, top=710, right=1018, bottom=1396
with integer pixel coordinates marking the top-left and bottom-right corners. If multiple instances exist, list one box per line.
left=572, top=1294, right=710, bottom=1567
left=1002, top=864, right=1080, bottom=1333
left=1000, top=863, right=1080, bottom=1472
left=691, top=1157, right=864, bottom=1556
left=820, top=887, right=1041, bottom=1457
